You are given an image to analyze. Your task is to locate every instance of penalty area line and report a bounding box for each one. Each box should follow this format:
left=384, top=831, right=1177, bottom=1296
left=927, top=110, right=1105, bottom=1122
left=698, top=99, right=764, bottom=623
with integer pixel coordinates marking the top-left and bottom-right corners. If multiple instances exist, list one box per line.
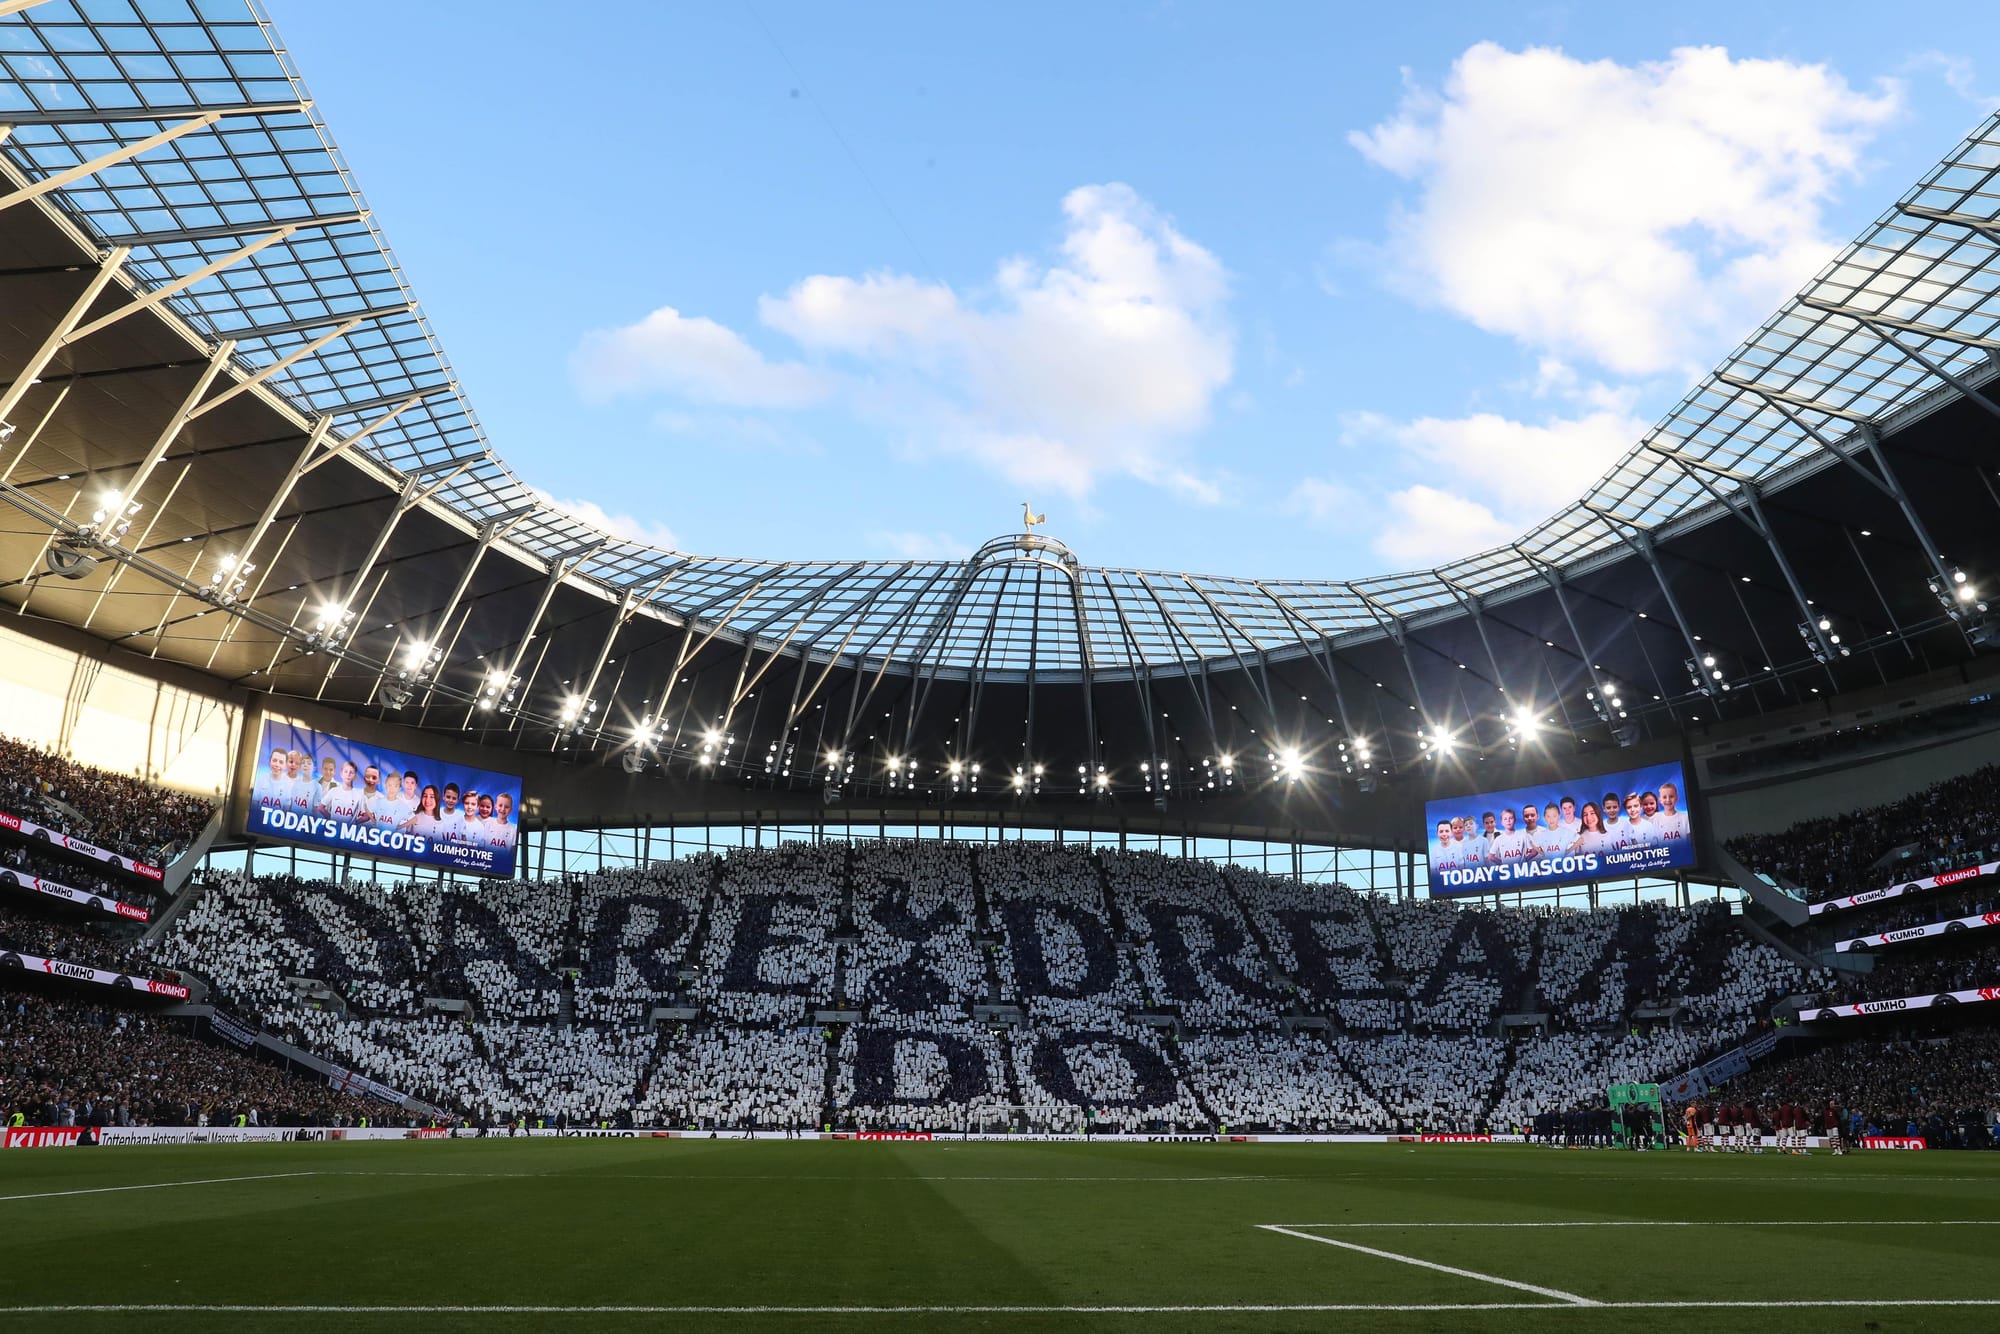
left=0, top=1171, right=320, bottom=1203
left=1255, top=1224, right=1599, bottom=1306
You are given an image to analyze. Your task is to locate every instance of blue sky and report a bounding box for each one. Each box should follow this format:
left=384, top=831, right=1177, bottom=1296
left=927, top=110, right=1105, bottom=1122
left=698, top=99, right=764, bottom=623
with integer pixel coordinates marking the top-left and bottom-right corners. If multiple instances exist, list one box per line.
left=269, top=1, right=2000, bottom=576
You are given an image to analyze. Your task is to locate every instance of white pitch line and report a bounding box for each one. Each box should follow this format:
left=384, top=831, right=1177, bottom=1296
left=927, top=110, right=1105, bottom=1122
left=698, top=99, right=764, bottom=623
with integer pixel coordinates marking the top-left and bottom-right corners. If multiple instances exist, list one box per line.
left=323, top=1171, right=1271, bottom=1183
left=1269, top=1219, right=2000, bottom=1229
left=7, top=1301, right=2000, bottom=1314
left=0, top=1171, right=319, bottom=1203
left=1255, top=1224, right=1599, bottom=1306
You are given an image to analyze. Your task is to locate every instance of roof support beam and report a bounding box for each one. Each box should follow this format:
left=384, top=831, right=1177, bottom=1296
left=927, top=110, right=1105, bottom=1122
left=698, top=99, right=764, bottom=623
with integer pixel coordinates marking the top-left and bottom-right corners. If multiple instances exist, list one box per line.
left=1517, top=552, right=1624, bottom=729
left=206, top=300, right=412, bottom=346
left=0, top=100, right=307, bottom=127
left=416, top=506, right=533, bottom=716
left=496, top=539, right=605, bottom=702
left=1353, top=588, right=1429, bottom=728
left=63, top=226, right=300, bottom=346
left=97, top=210, right=368, bottom=250
left=840, top=567, right=945, bottom=754
left=1640, top=443, right=1834, bottom=664
left=322, top=383, right=456, bottom=419
left=228, top=418, right=332, bottom=584
left=118, top=338, right=235, bottom=505
left=298, top=393, right=437, bottom=475
left=1798, top=297, right=2000, bottom=353
left=1259, top=587, right=1360, bottom=749
left=1436, top=575, right=1515, bottom=712
left=1724, top=370, right=1960, bottom=599
left=0, top=114, right=236, bottom=214
left=0, top=2, right=55, bottom=18
left=1578, top=504, right=1711, bottom=699
left=184, top=316, right=365, bottom=421
left=0, top=244, right=129, bottom=431
left=1896, top=202, right=2000, bottom=242
left=1843, top=313, right=2000, bottom=424
left=1712, top=372, right=1875, bottom=424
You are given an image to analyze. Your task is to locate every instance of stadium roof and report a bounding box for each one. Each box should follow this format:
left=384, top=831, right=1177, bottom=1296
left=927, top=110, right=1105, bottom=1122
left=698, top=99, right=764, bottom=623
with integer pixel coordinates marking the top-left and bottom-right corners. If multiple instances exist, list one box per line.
left=2, top=0, right=1999, bottom=800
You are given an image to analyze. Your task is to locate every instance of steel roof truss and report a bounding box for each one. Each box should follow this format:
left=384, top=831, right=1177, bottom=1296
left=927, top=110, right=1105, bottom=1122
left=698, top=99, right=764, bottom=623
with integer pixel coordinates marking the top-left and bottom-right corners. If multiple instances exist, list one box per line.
left=0, top=244, right=129, bottom=429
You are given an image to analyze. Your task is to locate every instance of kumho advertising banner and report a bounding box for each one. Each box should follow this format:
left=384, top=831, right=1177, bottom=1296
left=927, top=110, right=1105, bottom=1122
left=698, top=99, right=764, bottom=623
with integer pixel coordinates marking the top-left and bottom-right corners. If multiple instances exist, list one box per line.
left=1834, top=910, right=2000, bottom=954
left=0, top=865, right=149, bottom=922
left=1808, top=860, right=1999, bottom=917
left=1424, top=760, right=1696, bottom=897
left=1806, top=984, right=2000, bottom=1022
left=0, top=948, right=190, bottom=999
left=245, top=718, right=523, bottom=878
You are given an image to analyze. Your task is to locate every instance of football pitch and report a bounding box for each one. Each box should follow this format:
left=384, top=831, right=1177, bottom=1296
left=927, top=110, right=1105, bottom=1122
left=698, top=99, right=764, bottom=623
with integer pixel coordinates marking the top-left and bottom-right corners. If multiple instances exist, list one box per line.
left=4, top=1139, right=1999, bottom=1332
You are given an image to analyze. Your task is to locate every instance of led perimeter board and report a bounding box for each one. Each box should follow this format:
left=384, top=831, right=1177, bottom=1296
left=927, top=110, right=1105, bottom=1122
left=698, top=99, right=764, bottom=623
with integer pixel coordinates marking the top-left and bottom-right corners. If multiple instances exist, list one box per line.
left=1424, top=760, right=1696, bottom=898
left=244, top=718, right=523, bottom=878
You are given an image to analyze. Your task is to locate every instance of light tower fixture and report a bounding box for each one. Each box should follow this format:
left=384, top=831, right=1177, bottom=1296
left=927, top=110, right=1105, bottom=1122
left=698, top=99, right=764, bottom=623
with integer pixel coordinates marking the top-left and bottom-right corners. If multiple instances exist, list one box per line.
left=305, top=599, right=355, bottom=650
left=476, top=669, right=519, bottom=714
left=1587, top=679, right=1639, bottom=747
left=198, top=552, right=252, bottom=607
left=1797, top=616, right=1850, bottom=664
left=1685, top=652, right=1732, bottom=697
left=1930, top=566, right=1998, bottom=648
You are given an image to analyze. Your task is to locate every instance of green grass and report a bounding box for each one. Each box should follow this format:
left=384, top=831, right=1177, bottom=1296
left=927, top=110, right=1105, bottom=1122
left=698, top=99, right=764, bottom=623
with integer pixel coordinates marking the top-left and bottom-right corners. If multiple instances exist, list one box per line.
left=3, top=1138, right=1999, bottom=1331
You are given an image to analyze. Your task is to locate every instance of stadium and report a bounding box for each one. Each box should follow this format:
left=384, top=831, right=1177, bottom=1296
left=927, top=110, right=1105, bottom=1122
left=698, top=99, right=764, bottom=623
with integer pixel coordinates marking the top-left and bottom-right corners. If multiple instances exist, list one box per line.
left=1, top=2, right=1999, bottom=1329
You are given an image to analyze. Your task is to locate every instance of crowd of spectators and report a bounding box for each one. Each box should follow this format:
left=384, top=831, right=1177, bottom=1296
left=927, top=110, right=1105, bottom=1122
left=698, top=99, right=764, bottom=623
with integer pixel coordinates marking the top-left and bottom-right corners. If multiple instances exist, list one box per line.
left=1726, top=764, right=2000, bottom=902
left=0, top=899, right=139, bottom=971
left=1, top=992, right=389, bottom=1128
left=109, top=841, right=1821, bottom=1133
left=0, top=734, right=214, bottom=865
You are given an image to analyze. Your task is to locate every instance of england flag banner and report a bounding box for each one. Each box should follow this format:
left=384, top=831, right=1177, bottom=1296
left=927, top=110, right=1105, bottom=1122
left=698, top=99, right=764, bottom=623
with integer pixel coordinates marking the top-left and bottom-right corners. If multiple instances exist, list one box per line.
left=245, top=718, right=525, bottom=878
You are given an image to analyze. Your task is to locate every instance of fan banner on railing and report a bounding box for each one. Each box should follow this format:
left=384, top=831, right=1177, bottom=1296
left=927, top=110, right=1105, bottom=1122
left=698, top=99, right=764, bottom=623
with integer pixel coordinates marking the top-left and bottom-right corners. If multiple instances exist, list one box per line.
left=1808, top=861, right=2000, bottom=917
left=0, top=809, right=165, bottom=881
left=244, top=717, right=523, bottom=878
left=1423, top=761, right=1697, bottom=897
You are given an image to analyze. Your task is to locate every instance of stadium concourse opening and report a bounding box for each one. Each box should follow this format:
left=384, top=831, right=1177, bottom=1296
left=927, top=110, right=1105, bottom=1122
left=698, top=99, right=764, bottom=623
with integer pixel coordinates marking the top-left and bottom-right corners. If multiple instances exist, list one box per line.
left=4, top=0, right=2000, bottom=1329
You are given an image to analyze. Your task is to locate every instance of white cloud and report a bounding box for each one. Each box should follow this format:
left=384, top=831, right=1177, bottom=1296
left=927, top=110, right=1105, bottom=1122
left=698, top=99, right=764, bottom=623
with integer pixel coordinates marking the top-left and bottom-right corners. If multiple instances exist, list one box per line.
left=866, top=530, right=974, bottom=561
left=1373, top=484, right=1521, bottom=567
left=572, top=306, right=832, bottom=408
left=1352, top=408, right=1646, bottom=565
left=1286, top=476, right=1356, bottom=524
left=759, top=183, right=1235, bottom=498
left=1350, top=43, right=1901, bottom=376
left=530, top=488, right=679, bottom=551
left=1903, top=52, right=2000, bottom=112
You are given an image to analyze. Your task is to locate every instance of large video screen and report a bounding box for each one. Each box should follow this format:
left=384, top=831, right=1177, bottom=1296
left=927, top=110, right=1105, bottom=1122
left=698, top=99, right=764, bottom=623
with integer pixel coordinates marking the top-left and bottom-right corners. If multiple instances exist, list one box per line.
left=245, top=718, right=523, bottom=878
left=1424, top=760, right=1696, bottom=898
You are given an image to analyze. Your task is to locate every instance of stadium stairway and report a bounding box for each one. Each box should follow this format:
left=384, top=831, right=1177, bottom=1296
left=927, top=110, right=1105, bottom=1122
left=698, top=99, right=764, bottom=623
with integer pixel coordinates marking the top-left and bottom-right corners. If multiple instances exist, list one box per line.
left=820, top=1022, right=840, bottom=1127
left=1713, top=843, right=1810, bottom=928
left=1312, top=1025, right=1394, bottom=1121
left=965, top=849, right=1008, bottom=1005
left=161, top=808, right=224, bottom=895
